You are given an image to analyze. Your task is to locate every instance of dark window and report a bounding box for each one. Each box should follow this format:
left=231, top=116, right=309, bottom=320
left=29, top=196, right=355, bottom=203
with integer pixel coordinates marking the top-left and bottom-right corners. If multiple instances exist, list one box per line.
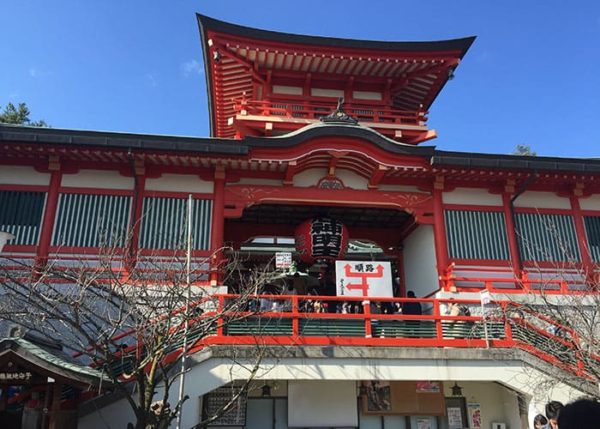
left=445, top=210, right=509, bottom=260
left=0, top=190, right=46, bottom=245
left=516, top=213, right=580, bottom=262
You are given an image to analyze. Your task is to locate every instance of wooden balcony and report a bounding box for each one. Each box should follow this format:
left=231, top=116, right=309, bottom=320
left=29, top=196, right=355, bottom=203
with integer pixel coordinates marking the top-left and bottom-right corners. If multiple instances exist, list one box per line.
left=231, top=99, right=436, bottom=143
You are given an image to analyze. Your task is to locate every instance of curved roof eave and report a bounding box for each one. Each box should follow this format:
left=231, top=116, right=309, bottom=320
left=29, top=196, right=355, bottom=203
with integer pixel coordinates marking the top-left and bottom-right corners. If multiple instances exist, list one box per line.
left=197, top=14, right=476, bottom=58
left=244, top=123, right=436, bottom=157
left=432, top=150, right=600, bottom=173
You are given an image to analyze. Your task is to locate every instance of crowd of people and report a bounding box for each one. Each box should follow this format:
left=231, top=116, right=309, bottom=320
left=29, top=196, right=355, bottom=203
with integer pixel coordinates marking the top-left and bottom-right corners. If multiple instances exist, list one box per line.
left=533, top=398, right=600, bottom=429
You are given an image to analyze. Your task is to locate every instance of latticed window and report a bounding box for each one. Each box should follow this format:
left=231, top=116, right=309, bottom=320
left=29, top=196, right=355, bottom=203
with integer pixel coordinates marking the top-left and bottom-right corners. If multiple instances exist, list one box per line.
left=444, top=210, right=509, bottom=260
left=139, top=197, right=212, bottom=250
left=515, top=213, right=580, bottom=262
left=584, top=216, right=600, bottom=262
left=0, top=190, right=46, bottom=245
left=52, top=193, right=132, bottom=247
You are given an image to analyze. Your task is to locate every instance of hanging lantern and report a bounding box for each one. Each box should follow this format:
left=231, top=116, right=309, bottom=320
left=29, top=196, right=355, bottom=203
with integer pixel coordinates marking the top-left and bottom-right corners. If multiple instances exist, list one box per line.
left=295, top=217, right=349, bottom=264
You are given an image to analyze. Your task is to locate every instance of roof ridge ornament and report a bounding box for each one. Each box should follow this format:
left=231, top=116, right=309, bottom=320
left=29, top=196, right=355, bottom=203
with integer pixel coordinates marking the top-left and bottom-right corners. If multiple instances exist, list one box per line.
left=320, top=97, right=358, bottom=125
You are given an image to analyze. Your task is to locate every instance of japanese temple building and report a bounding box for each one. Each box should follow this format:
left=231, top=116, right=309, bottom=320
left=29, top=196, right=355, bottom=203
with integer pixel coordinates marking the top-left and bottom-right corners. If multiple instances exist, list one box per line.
left=1, top=13, right=600, bottom=429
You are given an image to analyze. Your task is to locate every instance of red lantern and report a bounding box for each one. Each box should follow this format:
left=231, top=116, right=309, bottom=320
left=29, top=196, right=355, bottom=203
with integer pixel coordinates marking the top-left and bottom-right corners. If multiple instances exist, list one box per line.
left=295, top=217, right=349, bottom=264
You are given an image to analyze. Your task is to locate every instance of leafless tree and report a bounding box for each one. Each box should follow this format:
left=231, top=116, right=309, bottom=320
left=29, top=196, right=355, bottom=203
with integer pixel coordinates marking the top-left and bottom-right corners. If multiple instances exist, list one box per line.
left=0, top=243, right=282, bottom=429
left=498, top=218, right=600, bottom=398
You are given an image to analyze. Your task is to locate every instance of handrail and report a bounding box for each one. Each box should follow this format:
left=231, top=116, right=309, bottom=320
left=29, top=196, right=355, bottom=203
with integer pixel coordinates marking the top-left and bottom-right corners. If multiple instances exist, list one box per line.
left=74, top=293, right=600, bottom=383
left=233, top=98, right=427, bottom=125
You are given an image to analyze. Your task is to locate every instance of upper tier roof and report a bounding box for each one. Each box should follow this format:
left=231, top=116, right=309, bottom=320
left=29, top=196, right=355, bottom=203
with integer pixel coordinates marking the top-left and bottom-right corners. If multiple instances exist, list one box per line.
left=197, top=15, right=475, bottom=138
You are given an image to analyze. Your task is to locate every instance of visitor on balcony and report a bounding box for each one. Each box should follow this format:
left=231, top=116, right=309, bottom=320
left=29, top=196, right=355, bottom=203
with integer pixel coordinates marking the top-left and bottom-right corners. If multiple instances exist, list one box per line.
left=446, top=299, right=472, bottom=338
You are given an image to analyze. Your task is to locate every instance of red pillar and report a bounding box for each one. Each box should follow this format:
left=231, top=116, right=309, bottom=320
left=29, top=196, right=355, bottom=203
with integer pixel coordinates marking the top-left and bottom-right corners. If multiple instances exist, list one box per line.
left=210, top=166, right=226, bottom=285
left=126, top=174, right=146, bottom=272
left=36, top=167, right=62, bottom=266
left=502, top=192, right=522, bottom=276
left=569, top=191, right=594, bottom=277
left=432, top=181, right=449, bottom=279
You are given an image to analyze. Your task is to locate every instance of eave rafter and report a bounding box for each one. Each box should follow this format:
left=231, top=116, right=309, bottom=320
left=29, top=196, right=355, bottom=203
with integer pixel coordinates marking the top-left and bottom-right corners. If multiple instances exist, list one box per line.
left=368, top=164, right=389, bottom=189
left=211, top=39, right=266, bottom=85
left=390, top=58, right=459, bottom=94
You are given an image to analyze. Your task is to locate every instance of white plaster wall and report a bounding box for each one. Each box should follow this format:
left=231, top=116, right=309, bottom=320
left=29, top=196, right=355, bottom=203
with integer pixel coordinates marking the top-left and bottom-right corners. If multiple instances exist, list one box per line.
left=579, top=194, right=600, bottom=211
left=443, top=382, right=520, bottom=429
left=288, top=381, right=358, bottom=427
left=77, top=394, right=135, bottom=429
left=61, top=169, right=133, bottom=189
left=235, top=178, right=283, bottom=186
left=0, top=165, right=50, bottom=186
left=335, top=169, right=368, bottom=190
left=403, top=225, right=439, bottom=298
left=443, top=188, right=502, bottom=206
left=145, top=174, right=213, bottom=193
left=293, top=168, right=327, bottom=187
left=512, top=191, right=570, bottom=209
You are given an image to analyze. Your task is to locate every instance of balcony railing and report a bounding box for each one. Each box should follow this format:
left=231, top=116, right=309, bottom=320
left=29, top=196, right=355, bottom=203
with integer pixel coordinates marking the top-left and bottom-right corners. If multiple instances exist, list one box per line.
left=440, top=264, right=592, bottom=294
left=184, top=294, right=595, bottom=379
left=233, top=98, right=427, bottom=126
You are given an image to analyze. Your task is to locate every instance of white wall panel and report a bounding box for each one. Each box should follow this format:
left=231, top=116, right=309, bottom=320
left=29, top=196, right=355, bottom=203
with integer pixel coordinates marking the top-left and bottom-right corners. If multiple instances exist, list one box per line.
left=0, top=165, right=50, bottom=186
left=513, top=191, right=570, bottom=209
left=403, top=225, right=439, bottom=298
left=288, top=381, right=358, bottom=427
left=61, top=170, right=133, bottom=190
left=443, top=188, right=502, bottom=206
left=579, top=194, right=600, bottom=211
left=145, top=174, right=213, bottom=193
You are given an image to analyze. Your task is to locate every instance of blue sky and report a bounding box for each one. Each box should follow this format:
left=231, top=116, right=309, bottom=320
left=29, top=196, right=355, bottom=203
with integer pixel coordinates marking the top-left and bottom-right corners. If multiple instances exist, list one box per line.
left=2, top=1, right=600, bottom=157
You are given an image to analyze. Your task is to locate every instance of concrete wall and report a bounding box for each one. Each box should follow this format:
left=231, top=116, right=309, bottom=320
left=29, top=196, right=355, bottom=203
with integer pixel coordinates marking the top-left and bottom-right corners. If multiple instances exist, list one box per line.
left=403, top=225, right=439, bottom=298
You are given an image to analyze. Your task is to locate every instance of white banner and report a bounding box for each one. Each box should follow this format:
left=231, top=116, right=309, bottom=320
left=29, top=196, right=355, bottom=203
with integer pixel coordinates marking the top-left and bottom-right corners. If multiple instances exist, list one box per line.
left=275, top=252, right=292, bottom=269
left=335, top=261, right=393, bottom=297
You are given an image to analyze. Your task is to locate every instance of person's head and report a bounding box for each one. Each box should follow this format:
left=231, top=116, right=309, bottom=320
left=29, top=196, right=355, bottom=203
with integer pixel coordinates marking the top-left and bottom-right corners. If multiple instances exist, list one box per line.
left=407, top=291, right=416, bottom=298
left=534, top=414, right=548, bottom=429
left=557, top=399, right=600, bottom=429
left=545, top=400, right=564, bottom=429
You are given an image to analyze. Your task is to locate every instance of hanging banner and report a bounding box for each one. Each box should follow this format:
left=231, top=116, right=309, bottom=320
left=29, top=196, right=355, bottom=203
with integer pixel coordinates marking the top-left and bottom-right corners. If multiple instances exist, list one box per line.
left=335, top=261, right=392, bottom=297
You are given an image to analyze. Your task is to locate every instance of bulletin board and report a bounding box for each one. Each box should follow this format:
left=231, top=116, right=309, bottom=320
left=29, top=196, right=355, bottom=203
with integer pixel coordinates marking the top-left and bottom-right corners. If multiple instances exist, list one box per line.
left=361, top=381, right=446, bottom=416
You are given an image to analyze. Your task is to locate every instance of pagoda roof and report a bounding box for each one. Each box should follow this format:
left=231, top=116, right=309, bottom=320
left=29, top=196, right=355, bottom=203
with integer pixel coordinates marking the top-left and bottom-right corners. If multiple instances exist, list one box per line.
left=197, top=15, right=475, bottom=138
left=197, top=14, right=475, bottom=56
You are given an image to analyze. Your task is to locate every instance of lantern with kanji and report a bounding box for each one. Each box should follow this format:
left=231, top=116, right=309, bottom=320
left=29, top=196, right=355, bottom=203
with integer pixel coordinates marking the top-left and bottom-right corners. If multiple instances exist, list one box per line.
left=295, top=217, right=349, bottom=264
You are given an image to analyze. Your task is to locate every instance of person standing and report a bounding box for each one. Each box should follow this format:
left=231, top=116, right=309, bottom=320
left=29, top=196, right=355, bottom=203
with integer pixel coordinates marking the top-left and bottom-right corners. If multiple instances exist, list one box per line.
left=402, top=291, right=422, bottom=337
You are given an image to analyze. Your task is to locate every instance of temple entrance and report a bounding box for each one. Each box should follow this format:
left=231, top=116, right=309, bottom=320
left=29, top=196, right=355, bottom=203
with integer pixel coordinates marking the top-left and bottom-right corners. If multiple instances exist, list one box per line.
left=223, top=203, right=422, bottom=302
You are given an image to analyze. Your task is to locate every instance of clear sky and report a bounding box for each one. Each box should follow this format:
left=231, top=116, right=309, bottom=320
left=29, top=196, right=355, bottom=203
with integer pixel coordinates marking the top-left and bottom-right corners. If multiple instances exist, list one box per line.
left=2, top=1, right=599, bottom=157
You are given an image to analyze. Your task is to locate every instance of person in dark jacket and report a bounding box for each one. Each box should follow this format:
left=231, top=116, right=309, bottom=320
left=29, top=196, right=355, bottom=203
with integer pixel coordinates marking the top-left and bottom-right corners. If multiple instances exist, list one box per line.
left=557, top=398, right=600, bottom=429
left=402, top=291, right=422, bottom=315
left=402, top=291, right=422, bottom=337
